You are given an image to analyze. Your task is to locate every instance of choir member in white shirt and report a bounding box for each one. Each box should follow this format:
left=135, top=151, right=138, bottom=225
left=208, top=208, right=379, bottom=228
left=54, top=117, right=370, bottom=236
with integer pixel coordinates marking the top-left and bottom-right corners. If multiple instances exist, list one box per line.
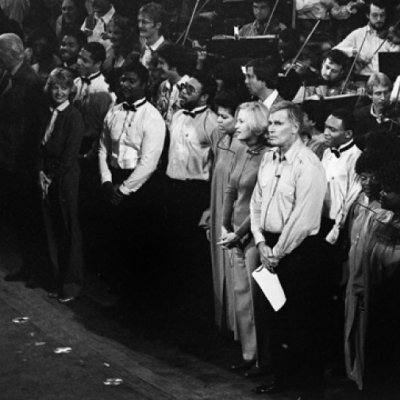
left=320, top=109, right=362, bottom=368
left=335, top=0, right=400, bottom=77
left=165, top=71, right=218, bottom=305
left=321, top=109, right=362, bottom=245
left=250, top=101, right=327, bottom=398
left=98, top=61, right=166, bottom=295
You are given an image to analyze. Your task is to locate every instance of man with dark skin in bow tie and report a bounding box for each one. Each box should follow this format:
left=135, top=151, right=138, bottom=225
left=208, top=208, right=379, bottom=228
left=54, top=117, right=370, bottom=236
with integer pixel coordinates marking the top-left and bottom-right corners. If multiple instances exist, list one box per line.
left=98, top=61, right=165, bottom=295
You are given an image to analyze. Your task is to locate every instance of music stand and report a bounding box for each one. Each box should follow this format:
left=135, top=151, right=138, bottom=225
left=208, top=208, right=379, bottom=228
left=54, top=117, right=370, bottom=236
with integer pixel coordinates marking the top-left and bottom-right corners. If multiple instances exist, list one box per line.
left=379, top=52, right=400, bottom=82
left=207, top=36, right=279, bottom=60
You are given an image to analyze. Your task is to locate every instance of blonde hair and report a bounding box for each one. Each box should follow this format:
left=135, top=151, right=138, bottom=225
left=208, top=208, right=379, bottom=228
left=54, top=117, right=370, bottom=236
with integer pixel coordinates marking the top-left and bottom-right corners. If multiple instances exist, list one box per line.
left=236, top=101, right=269, bottom=137
left=366, top=72, right=392, bottom=95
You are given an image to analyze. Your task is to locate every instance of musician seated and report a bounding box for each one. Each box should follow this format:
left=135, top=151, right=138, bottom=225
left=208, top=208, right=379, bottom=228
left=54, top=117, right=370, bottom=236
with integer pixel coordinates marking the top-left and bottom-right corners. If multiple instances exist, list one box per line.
left=334, top=0, right=400, bottom=77
left=354, top=72, right=393, bottom=149
left=293, top=49, right=353, bottom=103
left=239, top=0, right=286, bottom=37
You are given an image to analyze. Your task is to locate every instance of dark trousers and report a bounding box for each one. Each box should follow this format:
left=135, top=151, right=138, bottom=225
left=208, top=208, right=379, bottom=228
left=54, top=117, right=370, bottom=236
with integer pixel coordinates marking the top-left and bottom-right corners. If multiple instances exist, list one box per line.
left=264, top=232, right=326, bottom=390
left=164, top=176, right=212, bottom=306
left=99, top=169, right=166, bottom=299
left=42, top=176, right=84, bottom=297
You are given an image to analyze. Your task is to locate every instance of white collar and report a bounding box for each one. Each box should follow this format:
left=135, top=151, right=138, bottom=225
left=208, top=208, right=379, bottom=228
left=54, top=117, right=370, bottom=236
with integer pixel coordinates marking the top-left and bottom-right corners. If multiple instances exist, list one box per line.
left=95, top=6, right=115, bottom=24
left=51, top=100, right=70, bottom=112
left=263, top=89, right=279, bottom=109
left=148, top=35, right=165, bottom=51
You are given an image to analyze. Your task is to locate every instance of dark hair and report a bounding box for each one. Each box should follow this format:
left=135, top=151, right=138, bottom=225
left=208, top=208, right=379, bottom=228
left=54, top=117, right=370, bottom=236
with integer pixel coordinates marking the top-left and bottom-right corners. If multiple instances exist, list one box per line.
left=214, top=90, right=241, bottom=115
left=156, top=44, right=193, bottom=76
left=378, top=158, right=400, bottom=193
left=121, top=60, right=149, bottom=85
left=191, top=70, right=217, bottom=104
left=329, top=108, right=355, bottom=132
left=82, top=42, right=106, bottom=63
left=246, top=57, right=279, bottom=89
left=279, top=28, right=300, bottom=47
left=62, top=28, right=87, bottom=47
left=301, top=100, right=326, bottom=132
left=252, top=0, right=271, bottom=5
left=355, top=149, right=385, bottom=175
left=27, top=27, right=59, bottom=55
left=323, top=49, right=348, bottom=69
left=368, top=0, right=388, bottom=12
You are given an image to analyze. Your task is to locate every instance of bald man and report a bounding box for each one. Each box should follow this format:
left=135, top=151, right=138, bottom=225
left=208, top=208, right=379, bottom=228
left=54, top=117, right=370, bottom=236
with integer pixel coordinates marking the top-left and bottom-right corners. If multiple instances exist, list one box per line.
left=0, top=33, right=47, bottom=285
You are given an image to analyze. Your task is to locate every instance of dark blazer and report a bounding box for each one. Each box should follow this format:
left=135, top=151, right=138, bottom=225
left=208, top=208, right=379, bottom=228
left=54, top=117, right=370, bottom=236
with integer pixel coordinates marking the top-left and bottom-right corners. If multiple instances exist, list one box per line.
left=0, top=61, right=47, bottom=174
left=39, top=104, right=84, bottom=194
left=353, top=105, right=392, bottom=150
left=39, top=103, right=85, bottom=297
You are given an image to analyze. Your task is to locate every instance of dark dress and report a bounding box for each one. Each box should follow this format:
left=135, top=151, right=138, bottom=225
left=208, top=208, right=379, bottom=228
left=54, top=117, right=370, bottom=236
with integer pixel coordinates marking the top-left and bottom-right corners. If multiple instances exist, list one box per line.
left=39, top=103, right=85, bottom=297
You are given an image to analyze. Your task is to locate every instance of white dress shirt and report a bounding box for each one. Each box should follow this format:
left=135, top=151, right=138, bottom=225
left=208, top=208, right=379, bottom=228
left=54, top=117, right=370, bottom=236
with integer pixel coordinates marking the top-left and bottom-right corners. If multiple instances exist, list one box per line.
left=81, top=6, right=115, bottom=52
left=140, top=35, right=165, bottom=69
left=263, top=89, right=279, bottom=110
left=321, top=140, right=362, bottom=242
left=250, top=138, right=327, bottom=259
left=74, top=72, right=111, bottom=102
left=166, top=106, right=218, bottom=181
left=335, top=25, right=400, bottom=76
left=42, top=100, right=70, bottom=145
left=99, top=98, right=166, bottom=195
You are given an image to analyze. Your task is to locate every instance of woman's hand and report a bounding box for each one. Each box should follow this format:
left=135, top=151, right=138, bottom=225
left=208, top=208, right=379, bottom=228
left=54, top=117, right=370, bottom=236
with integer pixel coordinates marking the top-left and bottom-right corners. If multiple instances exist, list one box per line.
left=218, top=232, right=240, bottom=249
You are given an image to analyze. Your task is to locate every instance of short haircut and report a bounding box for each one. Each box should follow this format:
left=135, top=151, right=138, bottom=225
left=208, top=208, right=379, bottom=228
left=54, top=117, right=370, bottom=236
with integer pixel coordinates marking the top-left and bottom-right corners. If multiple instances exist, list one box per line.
left=369, top=0, right=388, bottom=12
left=236, top=101, right=269, bottom=138
left=270, top=100, right=304, bottom=133
left=323, top=49, right=348, bottom=69
left=139, top=2, right=164, bottom=24
left=279, top=28, right=300, bottom=47
left=0, top=33, right=24, bottom=61
left=82, top=42, right=106, bottom=64
left=329, top=108, right=355, bottom=132
left=214, top=90, right=242, bottom=116
left=156, top=44, right=192, bottom=76
left=44, top=67, right=76, bottom=98
left=246, top=57, right=279, bottom=89
left=191, top=70, right=217, bottom=103
left=366, top=72, right=392, bottom=94
left=121, top=60, right=149, bottom=85
left=62, top=29, right=87, bottom=47
left=301, top=100, right=325, bottom=132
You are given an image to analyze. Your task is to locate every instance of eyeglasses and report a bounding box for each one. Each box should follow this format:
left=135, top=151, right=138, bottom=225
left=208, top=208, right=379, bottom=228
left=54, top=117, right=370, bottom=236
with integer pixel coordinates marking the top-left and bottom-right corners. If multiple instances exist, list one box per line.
left=181, top=82, right=200, bottom=95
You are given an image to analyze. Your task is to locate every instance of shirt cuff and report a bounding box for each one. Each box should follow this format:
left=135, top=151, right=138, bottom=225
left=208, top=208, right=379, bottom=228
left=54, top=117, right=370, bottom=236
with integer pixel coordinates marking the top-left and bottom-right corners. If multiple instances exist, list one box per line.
left=253, top=230, right=265, bottom=246
left=118, top=184, right=131, bottom=196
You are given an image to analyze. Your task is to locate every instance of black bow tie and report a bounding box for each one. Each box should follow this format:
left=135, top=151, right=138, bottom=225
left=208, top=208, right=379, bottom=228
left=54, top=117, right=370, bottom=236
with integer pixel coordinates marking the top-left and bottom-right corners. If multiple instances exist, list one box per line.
left=80, top=72, right=101, bottom=86
left=331, top=148, right=341, bottom=158
left=331, top=141, right=354, bottom=158
left=183, top=107, right=207, bottom=118
left=122, top=99, right=146, bottom=112
left=122, top=102, right=137, bottom=112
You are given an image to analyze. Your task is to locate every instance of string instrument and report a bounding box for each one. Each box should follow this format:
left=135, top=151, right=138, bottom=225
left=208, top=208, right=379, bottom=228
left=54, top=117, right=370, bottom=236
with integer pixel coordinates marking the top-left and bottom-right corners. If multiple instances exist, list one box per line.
left=284, top=19, right=321, bottom=78
left=262, top=0, right=280, bottom=35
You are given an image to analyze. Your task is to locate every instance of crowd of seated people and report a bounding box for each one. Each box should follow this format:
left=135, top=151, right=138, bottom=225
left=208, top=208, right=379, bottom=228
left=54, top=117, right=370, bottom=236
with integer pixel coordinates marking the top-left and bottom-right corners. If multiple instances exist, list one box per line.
left=1, top=0, right=400, bottom=398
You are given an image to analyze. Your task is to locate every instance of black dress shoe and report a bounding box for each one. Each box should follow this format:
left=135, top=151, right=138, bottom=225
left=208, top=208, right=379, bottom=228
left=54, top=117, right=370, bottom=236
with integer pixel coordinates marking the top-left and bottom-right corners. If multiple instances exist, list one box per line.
left=244, top=365, right=273, bottom=378
left=4, top=271, right=29, bottom=282
left=230, top=359, right=256, bottom=371
left=253, top=380, right=287, bottom=395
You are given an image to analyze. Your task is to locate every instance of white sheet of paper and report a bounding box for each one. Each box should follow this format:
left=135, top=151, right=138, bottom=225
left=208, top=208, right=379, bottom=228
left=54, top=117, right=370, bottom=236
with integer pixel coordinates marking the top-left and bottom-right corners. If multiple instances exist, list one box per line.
left=252, top=266, right=286, bottom=312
